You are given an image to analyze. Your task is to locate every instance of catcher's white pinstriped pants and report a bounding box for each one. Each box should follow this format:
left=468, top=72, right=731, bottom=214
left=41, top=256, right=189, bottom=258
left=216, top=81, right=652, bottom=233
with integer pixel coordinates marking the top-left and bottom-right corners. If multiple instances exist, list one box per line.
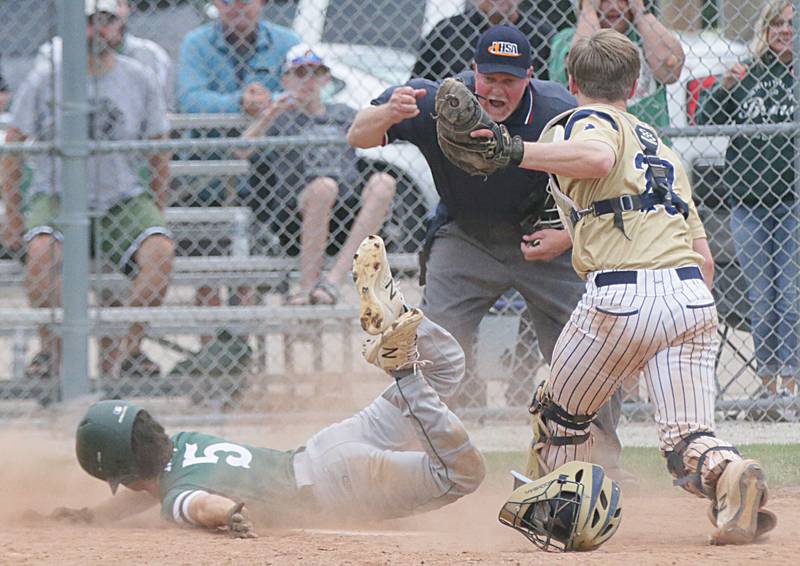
left=542, top=266, right=741, bottom=494
left=292, top=317, right=485, bottom=520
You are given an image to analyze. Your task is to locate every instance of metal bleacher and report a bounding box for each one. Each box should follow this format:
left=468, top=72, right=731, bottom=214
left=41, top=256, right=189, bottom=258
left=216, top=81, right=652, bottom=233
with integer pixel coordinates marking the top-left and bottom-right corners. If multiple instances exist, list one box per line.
left=0, top=112, right=421, bottom=402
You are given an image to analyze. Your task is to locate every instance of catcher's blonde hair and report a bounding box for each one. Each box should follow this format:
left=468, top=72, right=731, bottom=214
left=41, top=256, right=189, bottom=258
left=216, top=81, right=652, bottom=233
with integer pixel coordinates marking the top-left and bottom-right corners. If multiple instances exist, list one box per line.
left=567, top=29, right=640, bottom=102
left=750, top=0, right=792, bottom=59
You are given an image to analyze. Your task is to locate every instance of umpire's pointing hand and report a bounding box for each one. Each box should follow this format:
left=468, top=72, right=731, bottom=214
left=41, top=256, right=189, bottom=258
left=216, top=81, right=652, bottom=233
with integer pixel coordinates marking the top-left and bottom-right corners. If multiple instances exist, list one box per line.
left=387, top=86, right=427, bottom=124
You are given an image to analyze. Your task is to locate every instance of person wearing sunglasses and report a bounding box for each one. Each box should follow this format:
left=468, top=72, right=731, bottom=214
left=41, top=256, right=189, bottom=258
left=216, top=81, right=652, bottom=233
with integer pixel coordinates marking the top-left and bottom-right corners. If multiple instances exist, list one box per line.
left=177, top=0, right=300, bottom=115
left=238, top=45, right=396, bottom=306
left=170, top=0, right=300, bottom=382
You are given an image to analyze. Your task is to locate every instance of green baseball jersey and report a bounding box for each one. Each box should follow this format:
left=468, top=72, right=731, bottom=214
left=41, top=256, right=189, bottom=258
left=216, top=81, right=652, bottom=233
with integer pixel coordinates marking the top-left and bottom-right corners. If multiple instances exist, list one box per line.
left=159, top=431, right=300, bottom=526
left=548, top=27, right=670, bottom=129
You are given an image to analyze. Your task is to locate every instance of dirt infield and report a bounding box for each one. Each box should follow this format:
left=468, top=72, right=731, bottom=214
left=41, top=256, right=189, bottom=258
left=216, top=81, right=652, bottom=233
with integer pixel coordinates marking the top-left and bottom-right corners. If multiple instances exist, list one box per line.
left=2, top=487, right=797, bottom=565
left=2, top=453, right=797, bottom=565
left=1, top=420, right=797, bottom=566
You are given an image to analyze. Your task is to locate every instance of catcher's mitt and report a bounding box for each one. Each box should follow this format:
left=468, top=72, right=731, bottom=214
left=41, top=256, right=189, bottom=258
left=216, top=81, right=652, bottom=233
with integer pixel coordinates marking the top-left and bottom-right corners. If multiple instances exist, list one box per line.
left=434, top=77, right=524, bottom=176
left=225, top=502, right=257, bottom=539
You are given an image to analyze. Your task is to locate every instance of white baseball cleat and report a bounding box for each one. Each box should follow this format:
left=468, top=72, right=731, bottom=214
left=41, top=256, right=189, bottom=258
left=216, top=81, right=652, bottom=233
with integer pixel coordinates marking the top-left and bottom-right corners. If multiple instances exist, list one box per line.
left=709, top=459, right=777, bottom=545
left=352, top=235, right=406, bottom=335
left=362, top=308, right=424, bottom=373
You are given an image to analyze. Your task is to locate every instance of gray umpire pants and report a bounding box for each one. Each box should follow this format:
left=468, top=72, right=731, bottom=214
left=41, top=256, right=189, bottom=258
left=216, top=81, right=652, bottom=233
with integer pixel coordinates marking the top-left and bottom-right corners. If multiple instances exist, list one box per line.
left=421, top=222, right=624, bottom=471
left=295, top=317, right=486, bottom=520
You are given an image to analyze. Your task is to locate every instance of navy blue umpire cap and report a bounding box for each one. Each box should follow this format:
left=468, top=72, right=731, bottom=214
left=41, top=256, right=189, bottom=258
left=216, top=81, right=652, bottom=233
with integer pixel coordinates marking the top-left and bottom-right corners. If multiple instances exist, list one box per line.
left=474, top=24, right=532, bottom=78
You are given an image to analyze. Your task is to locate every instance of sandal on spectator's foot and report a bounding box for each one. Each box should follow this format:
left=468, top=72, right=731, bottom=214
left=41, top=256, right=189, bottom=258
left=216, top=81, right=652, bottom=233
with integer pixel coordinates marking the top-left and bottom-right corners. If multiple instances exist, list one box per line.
left=284, top=291, right=312, bottom=306
left=26, top=351, right=56, bottom=379
left=120, top=350, right=161, bottom=378
left=311, top=277, right=339, bottom=305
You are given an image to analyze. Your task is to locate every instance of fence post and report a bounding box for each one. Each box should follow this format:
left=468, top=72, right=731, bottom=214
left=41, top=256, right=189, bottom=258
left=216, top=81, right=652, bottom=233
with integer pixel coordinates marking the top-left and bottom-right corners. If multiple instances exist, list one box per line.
left=58, top=0, right=91, bottom=400
left=794, top=1, right=800, bottom=202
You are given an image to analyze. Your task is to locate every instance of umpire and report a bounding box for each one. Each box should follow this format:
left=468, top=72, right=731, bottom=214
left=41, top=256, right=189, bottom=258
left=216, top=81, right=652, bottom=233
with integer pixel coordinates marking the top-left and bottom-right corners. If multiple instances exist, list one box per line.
left=348, top=24, right=627, bottom=480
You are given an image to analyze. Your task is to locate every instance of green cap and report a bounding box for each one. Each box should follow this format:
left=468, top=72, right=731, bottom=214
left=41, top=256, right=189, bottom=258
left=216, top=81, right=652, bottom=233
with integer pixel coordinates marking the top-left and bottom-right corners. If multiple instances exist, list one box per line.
left=75, top=400, right=144, bottom=494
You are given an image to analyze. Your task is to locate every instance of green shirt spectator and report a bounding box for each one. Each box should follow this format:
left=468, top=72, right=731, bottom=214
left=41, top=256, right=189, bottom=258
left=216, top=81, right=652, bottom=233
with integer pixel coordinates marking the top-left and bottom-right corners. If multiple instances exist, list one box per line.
left=548, top=0, right=685, bottom=129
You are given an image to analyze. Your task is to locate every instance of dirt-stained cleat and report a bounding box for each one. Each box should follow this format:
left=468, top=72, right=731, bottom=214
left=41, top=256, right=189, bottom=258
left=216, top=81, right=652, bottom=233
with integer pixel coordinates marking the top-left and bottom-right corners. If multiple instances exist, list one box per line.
left=709, top=459, right=777, bottom=545
left=362, top=308, right=424, bottom=373
left=353, top=235, right=406, bottom=335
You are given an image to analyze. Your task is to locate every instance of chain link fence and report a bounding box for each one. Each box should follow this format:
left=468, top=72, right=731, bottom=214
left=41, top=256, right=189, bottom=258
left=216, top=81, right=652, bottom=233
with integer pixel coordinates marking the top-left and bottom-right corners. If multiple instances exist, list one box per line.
left=0, top=0, right=797, bottom=424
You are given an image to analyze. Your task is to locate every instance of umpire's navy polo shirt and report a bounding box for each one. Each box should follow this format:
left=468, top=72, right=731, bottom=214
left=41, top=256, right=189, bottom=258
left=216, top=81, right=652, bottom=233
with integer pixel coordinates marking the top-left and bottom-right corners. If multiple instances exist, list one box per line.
left=372, top=71, right=576, bottom=242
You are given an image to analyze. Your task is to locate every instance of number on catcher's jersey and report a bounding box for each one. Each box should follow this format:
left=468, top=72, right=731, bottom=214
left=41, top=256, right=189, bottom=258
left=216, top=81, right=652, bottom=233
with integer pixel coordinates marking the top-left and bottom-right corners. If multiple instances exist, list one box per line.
left=182, top=442, right=253, bottom=469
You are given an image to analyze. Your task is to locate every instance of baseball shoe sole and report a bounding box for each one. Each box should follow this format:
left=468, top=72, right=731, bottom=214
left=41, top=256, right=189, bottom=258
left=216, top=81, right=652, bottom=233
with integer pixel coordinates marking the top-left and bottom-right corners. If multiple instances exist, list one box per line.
left=352, top=235, right=405, bottom=335
left=362, top=308, right=423, bottom=372
left=710, top=459, right=777, bottom=545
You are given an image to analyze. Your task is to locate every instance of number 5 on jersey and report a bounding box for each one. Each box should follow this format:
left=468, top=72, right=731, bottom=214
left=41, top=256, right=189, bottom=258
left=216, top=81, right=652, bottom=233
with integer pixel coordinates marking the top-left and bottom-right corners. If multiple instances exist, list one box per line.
left=182, top=442, right=253, bottom=469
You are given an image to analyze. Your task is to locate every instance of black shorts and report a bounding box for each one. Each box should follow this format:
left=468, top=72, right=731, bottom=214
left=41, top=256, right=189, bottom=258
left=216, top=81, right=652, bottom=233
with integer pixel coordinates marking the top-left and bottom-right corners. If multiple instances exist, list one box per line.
left=271, top=189, right=363, bottom=257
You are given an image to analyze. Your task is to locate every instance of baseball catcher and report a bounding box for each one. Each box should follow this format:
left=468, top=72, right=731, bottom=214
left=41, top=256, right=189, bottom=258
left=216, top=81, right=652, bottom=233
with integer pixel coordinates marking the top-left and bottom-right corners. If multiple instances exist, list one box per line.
left=471, top=29, right=778, bottom=546
left=434, top=77, right=524, bottom=176
left=42, top=236, right=485, bottom=536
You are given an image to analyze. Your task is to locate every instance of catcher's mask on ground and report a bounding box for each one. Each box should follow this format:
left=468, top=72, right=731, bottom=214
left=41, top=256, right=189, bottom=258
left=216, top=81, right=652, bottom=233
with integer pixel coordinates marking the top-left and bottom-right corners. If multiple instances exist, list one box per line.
left=498, top=461, right=622, bottom=552
left=76, top=400, right=144, bottom=493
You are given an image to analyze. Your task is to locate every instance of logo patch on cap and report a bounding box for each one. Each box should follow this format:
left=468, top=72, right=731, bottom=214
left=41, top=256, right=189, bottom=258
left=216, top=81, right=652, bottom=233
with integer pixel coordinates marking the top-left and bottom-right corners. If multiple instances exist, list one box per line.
left=488, top=41, right=521, bottom=57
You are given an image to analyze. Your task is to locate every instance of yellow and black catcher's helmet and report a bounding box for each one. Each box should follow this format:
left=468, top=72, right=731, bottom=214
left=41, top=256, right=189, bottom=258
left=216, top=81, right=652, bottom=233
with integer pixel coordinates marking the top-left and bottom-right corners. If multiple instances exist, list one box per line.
left=498, top=461, right=622, bottom=552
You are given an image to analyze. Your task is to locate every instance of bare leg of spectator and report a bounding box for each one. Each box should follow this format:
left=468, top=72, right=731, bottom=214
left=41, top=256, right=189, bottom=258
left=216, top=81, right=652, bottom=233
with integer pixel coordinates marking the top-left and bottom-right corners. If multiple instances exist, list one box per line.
left=115, top=234, right=174, bottom=375
left=24, top=234, right=62, bottom=376
left=289, top=176, right=338, bottom=304
left=324, top=172, right=396, bottom=289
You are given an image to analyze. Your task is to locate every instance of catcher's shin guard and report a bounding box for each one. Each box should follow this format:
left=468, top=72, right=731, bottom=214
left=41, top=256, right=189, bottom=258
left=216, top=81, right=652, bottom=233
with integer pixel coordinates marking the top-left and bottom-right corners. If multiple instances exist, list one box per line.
left=524, top=384, right=596, bottom=481
left=665, top=431, right=739, bottom=498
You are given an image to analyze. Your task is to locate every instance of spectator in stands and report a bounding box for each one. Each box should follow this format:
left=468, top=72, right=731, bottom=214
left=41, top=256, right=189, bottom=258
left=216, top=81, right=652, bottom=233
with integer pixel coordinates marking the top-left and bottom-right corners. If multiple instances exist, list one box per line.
left=548, top=0, right=684, bottom=128
left=170, top=0, right=300, bottom=378
left=37, top=0, right=173, bottom=108
left=0, top=0, right=174, bottom=380
left=411, top=0, right=555, bottom=81
left=237, top=46, right=396, bottom=305
left=697, top=0, right=798, bottom=412
left=177, top=0, right=299, bottom=115
left=174, top=0, right=300, bottom=217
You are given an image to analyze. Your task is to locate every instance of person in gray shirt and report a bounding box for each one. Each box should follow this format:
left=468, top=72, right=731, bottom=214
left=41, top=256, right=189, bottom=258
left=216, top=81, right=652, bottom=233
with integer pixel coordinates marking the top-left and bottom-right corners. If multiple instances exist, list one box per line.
left=239, top=45, right=396, bottom=305
left=0, top=0, right=174, bottom=383
left=36, top=0, right=173, bottom=108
